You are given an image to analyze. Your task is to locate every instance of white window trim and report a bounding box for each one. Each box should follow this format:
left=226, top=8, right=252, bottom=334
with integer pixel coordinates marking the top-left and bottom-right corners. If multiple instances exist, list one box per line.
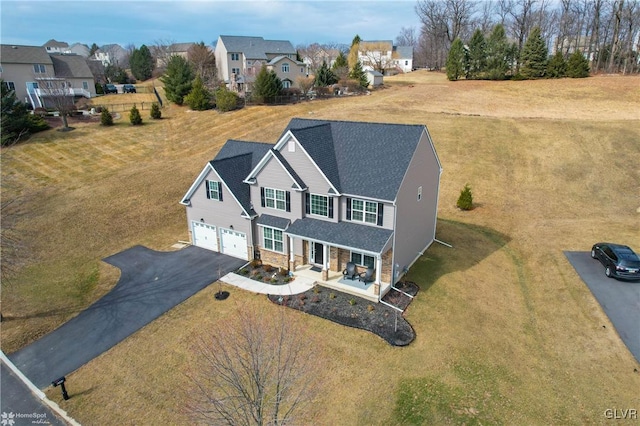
left=350, top=251, right=375, bottom=269
left=207, top=180, right=221, bottom=201
left=263, top=227, right=284, bottom=253
left=351, top=199, right=377, bottom=224
left=231, top=53, right=239, bottom=61
left=310, top=194, right=328, bottom=217
left=264, top=187, right=286, bottom=211
left=282, top=63, right=289, bottom=73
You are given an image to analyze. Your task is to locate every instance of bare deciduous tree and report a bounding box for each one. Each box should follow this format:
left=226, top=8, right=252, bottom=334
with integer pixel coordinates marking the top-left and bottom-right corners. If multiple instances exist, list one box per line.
left=358, top=41, right=399, bottom=73
left=35, top=72, right=76, bottom=131
left=186, top=305, right=323, bottom=426
left=188, top=42, right=217, bottom=89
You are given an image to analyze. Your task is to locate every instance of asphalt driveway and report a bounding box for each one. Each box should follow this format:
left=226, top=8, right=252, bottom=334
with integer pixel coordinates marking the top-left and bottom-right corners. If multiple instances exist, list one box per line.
left=565, top=251, right=640, bottom=363
left=8, top=245, right=245, bottom=389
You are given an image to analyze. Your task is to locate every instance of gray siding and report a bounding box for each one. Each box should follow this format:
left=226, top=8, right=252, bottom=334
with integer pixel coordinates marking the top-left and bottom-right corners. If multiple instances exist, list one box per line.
left=251, top=156, right=304, bottom=221
left=392, top=131, right=441, bottom=281
left=338, top=197, right=395, bottom=229
left=186, top=168, right=254, bottom=246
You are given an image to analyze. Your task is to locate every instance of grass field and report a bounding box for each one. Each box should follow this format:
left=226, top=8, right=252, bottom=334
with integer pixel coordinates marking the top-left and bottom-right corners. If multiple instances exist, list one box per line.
left=2, top=71, right=639, bottom=424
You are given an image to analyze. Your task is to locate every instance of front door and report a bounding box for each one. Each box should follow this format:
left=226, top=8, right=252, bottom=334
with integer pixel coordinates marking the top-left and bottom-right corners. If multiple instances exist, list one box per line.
left=312, top=242, right=324, bottom=265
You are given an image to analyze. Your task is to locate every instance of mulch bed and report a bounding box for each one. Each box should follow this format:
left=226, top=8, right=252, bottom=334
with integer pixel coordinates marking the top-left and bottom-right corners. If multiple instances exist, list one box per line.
left=267, top=281, right=419, bottom=346
left=236, top=263, right=294, bottom=286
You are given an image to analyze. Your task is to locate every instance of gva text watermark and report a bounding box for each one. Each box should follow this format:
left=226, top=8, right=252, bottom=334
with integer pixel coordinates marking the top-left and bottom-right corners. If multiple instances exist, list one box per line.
left=604, top=408, right=638, bottom=420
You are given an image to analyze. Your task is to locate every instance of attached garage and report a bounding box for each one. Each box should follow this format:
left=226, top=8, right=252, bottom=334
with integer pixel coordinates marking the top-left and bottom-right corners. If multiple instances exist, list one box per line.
left=220, top=228, right=248, bottom=259
left=192, top=221, right=218, bottom=251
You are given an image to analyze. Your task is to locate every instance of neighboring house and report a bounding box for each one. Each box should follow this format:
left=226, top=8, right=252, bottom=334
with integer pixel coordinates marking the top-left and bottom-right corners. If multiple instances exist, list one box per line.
left=43, top=39, right=70, bottom=53
left=301, top=46, right=342, bottom=74
left=358, top=40, right=413, bottom=75
left=93, top=44, right=128, bottom=67
left=180, top=118, right=442, bottom=302
left=153, top=42, right=197, bottom=68
left=214, top=35, right=307, bottom=92
left=366, top=70, right=384, bottom=87
left=68, top=42, right=91, bottom=58
left=0, top=44, right=95, bottom=109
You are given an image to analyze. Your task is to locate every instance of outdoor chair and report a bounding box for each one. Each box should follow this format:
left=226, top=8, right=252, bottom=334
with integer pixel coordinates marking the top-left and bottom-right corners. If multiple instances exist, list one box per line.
left=359, top=266, right=374, bottom=283
left=342, top=262, right=358, bottom=280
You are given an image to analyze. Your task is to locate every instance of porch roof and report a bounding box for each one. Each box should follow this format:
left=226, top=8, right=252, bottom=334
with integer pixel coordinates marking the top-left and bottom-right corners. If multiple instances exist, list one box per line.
left=286, top=218, right=393, bottom=255
left=257, top=214, right=291, bottom=230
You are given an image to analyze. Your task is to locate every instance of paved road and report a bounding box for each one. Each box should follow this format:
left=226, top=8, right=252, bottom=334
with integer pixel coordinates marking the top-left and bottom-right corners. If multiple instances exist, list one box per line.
left=8, top=245, right=245, bottom=389
left=565, top=251, right=640, bottom=363
left=0, top=362, right=67, bottom=426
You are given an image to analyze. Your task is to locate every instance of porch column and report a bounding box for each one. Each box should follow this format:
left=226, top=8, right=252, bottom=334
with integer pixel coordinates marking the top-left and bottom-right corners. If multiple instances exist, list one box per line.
left=375, top=256, right=382, bottom=284
left=321, top=244, right=329, bottom=281
left=288, top=236, right=295, bottom=272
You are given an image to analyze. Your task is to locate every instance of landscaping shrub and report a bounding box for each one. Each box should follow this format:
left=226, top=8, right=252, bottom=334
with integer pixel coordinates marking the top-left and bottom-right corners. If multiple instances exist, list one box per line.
left=150, top=102, right=161, bottom=119
left=215, top=86, right=239, bottom=112
left=457, top=183, right=474, bottom=210
left=129, top=104, right=142, bottom=125
left=250, top=259, right=262, bottom=268
left=263, top=264, right=272, bottom=273
left=100, top=107, right=113, bottom=126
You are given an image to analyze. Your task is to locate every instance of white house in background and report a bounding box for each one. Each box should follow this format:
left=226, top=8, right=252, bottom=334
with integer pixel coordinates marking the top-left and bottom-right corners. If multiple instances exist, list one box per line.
left=93, top=44, right=128, bottom=67
left=358, top=40, right=413, bottom=75
left=214, top=35, right=307, bottom=92
left=43, top=39, right=70, bottom=54
left=0, top=44, right=95, bottom=109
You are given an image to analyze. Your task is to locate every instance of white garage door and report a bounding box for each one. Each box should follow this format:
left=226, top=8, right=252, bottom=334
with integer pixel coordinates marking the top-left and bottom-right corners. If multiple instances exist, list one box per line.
left=192, top=221, right=218, bottom=251
left=220, top=228, right=248, bottom=259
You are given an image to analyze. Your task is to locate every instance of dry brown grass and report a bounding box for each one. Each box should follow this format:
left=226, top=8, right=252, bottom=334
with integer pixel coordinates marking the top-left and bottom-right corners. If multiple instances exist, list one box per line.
left=3, top=72, right=640, bottom=424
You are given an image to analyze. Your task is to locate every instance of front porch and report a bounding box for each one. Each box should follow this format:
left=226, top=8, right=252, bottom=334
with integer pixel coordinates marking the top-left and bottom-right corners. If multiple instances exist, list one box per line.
left=293, top=264, right=391, bottom=303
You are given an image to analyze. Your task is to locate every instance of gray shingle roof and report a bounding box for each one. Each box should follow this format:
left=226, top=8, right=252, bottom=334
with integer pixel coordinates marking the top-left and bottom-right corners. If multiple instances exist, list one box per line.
left=1, top=44, right=52, bottom=64
left=394, top=46, right=413, bottom=59
left=283, top=118, right=426, bottom=201
left=211, top=140, right=273, bottom=214
left=286, top=218, right=393, bottom=254
left=257, top=214, right=291, bottom=230
left=43, top=39, right=69, bottom=48
left=50, top=54, right=94, bottom=79
left=169, top=42, right=196, bottom=52
left=219, top=36, right=295, bottom=60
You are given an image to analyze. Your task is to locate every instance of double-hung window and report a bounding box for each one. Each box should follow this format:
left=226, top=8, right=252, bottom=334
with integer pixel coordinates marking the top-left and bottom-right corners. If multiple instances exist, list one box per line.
left=351, top=251, right=375, bottom=269
left=231, top=67, right=240, bottom=75
left=282, top=63, right=289, bottom=73
left=231, top=53, right=239, bottom=61
left=206, top=180, right=222, bottom=201
left=263, top=227, right=283, bottom=253
left=3, top=81, right=15, bottom=91
left=33, top=64, right=46, bottom=74
left=265, top=188, right=286, bottom=210
left=351, top=199, right=378, bottom=224
left=310, top=194, right=328, bottom=216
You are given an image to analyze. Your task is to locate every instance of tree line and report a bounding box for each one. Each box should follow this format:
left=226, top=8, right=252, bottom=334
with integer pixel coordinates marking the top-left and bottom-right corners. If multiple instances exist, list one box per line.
left=399, top=0, right=639, bottom=75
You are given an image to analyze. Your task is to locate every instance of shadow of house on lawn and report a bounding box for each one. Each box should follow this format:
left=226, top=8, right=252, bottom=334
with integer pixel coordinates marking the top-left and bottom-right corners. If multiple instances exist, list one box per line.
left=404, top=218, right=512, bottom=293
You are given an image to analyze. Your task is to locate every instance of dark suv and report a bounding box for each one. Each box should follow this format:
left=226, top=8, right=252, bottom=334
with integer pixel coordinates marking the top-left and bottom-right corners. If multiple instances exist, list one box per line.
left=591, top=243, right=640, bottom=280
left=123, top=84, right=136, bottom=93
left=104, top=84, right=117, bottom=94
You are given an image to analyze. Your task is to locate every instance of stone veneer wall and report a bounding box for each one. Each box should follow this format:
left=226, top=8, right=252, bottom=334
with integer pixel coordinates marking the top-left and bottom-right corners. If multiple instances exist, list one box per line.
left=329, top=246, right=339, bottom=271
left=336, top=248, right=393, bottom=283
left=257, top=248, right=288, bottom=270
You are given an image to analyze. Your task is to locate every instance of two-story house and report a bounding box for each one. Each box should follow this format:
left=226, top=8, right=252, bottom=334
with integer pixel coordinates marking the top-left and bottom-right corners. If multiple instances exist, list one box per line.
left=92, top=44, right=128, bottom=67
left=214, top=35, right=307, bottom=92
left=180, top=118, right=442, bottom=302
left=0, top=44, right=96, bottom=109
left=358, top=40, right=413, bottom=75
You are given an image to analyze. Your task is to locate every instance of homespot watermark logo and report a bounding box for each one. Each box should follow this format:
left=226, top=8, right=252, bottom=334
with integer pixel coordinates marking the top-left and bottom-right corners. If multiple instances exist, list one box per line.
left=604, top=408, right=638, bottom=420
left=1, top=412, right=51, bottom=425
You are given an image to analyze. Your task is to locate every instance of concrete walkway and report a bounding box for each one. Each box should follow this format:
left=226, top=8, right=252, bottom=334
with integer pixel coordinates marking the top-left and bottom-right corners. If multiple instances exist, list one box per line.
left=220, top=272, right=316, bottom=295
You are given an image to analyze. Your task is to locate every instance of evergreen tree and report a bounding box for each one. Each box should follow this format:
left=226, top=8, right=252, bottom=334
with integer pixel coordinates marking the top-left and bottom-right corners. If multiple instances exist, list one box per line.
left=457, top=184, right=473, bottom=210
left=315, top=61, right=338, bottom=87
left=100, top=107, right=113, bottom=126
left=150, top=102, right=162, bottom=119
left=567, top=50, right=590, bottom=78
left=348, top=60, right=369, bottom=88
left=89, top=43, right=99, bottom=57
left=1, top=80, right=48, bottom=146
left=520, top=27, right=548, bottom=79
left=547, top=51, right=568, bottom=78
left=486, top=24, right=515, bottom=80
left=466, top=30, right=487, bottom=79
left=348, top=34, right=361, bottom=70
left=105, top=64, right=128, bottom=84
left=252, top=65, right=283, bottom=103
left=215, top=86, right=240, bottom=112
left=130, top=44, right=154, bottom=81
left=332, top=51, right=349, bottom=80
left=446, top=38, right=466, bottom=81
left=129, top=104, right=142, bottom=125
left=184, top=75, right=212, bottom=110
left=160, top=55, right=195, bottom=105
